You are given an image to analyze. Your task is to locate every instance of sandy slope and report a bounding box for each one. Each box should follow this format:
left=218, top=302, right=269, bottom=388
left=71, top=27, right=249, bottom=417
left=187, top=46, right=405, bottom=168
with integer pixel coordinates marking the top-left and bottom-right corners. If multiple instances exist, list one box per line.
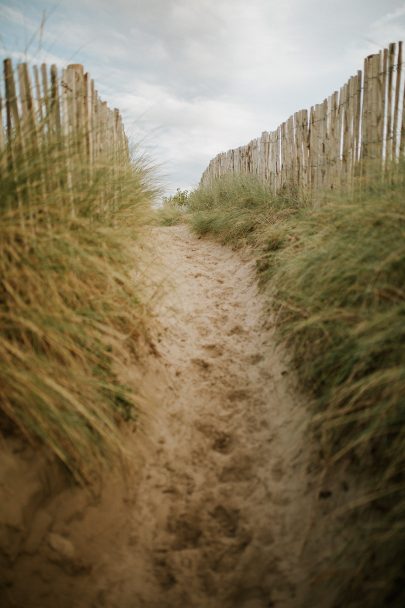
left=0, top=225, right=333, bottom=608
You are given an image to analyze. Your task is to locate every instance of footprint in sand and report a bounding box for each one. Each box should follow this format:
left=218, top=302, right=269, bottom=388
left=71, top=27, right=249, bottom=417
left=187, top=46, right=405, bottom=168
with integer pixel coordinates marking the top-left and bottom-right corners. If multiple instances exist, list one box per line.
left=216, top=313, right=229, bottom=325
left=271, top=461, right=285, bottom=482
left=153, top=556, right=177, bottom=590
left=219, top=454, right=253, bottom=483
left=167, top=515, right=202, bottom=550
left=227, top=389, right=251, bottom=403
left=195, top=422, right=234, bottom=455
left=229, top=584, right=274, bottom=608
left=191, top=357, right=211, bottom=370
left=249, top=353, right=264, bottom=364
left=202, top=343, right=224, bottom=358
left=209, top=505, right=239, bottom=537
left=212, top=431, right=233, bottom=454
left=210, top=543, right=245, bottom=574
left=228, top=324, right=246, bottom=336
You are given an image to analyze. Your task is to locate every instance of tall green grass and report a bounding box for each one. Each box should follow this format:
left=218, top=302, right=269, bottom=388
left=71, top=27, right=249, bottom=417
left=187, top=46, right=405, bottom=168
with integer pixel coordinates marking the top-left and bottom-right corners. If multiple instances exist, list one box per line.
left=0, top=131, right=157, bottom=483
left=188, top=173, right=305, bottom=244
left=188, top=171, right=405, bottom=606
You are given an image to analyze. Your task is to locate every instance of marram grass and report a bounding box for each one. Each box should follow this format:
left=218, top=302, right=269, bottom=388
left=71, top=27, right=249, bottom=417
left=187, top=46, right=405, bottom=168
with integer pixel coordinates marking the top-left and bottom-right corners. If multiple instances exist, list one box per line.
left=188, top=170, right=405, bottom=607
left=155, top=201, right=186, bottom=226
left=267, top=180, right=405, bottom=608
left=0, top=132, right=157, bottom=483
left=155, top=188, right=190, bottom=226
left=188, top=173, right=305, bottom=244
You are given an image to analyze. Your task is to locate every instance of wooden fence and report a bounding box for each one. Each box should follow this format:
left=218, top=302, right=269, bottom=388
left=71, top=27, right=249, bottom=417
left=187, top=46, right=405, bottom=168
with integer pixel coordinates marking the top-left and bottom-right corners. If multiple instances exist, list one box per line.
left=0, top=59, right=130, bottom=183
left=201, top=42, right=405, bottom=196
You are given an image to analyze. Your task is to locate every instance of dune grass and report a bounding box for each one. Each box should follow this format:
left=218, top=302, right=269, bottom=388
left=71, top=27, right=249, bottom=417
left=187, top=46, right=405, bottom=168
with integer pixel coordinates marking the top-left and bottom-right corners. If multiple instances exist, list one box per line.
left=188, top=171, right=405, bottom=607
left=0, top=132, right=157, bottom=483
left=155, top=188, right=190, bottom=225
left=155, top=202, right=186, bottom=226
left=188, top=173, right=305, bottom=244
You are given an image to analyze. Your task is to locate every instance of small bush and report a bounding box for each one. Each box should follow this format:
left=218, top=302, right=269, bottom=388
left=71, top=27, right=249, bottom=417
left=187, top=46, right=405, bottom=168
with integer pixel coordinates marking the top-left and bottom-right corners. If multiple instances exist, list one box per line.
left=156, top=188, right=190, bottom=225
left=163, top=188, right=190, bottom=207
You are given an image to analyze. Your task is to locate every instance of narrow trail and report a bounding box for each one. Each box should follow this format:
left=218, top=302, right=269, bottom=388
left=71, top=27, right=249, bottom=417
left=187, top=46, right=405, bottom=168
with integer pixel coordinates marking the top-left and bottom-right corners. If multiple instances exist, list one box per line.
left=1, top=225, right=330, bottom=608
left=125, top=225, right=315, bottom=608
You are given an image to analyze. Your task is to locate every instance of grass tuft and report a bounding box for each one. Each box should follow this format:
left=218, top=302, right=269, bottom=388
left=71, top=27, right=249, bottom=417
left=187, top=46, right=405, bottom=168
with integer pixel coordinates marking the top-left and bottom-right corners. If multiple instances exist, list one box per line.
left=155, top=188, right=190, bottom=225
left=189, top=173, right=304, bottom=245
left=0, top=130, right=157, bottom=483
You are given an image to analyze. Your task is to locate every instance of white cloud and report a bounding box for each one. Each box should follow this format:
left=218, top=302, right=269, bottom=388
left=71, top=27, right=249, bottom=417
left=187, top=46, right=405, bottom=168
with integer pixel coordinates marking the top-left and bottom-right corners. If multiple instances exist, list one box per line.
left=374, top=3, right=405, bottom=25
left=0, top=5, right=26, bottom=25
left=1, top=0, right=405, bottom=194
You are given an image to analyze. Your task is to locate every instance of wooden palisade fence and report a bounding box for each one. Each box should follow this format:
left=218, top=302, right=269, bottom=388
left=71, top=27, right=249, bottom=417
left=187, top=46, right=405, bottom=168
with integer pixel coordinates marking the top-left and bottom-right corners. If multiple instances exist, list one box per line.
left=201, top=42, right=405, bottom=196
left=0, top=59, right=130, bottom=194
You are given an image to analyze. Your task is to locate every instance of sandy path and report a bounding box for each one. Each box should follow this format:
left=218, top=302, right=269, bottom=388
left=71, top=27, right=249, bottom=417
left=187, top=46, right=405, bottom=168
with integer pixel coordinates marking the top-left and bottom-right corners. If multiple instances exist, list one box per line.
left=122, top=225, right=314, bottom=608
left=1, top=225, right=324, bottom=608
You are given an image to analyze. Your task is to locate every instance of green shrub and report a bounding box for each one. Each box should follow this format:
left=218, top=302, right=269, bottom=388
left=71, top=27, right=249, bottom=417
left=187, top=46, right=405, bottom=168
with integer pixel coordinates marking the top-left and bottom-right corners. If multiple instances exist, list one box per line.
left=156, top=188, right=190, bottom=225
left=163, top=187, right=190, bottom=207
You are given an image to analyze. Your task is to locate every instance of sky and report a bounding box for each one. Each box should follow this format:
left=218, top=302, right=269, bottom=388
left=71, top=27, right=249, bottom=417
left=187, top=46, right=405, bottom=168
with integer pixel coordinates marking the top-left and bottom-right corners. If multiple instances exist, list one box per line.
left=1, top=0, right=405, bottom=196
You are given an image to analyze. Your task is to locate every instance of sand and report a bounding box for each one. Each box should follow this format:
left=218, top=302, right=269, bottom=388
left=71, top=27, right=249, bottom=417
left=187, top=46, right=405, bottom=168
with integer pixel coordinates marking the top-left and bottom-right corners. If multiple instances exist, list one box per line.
left=0, top=225, right=337, bottom=608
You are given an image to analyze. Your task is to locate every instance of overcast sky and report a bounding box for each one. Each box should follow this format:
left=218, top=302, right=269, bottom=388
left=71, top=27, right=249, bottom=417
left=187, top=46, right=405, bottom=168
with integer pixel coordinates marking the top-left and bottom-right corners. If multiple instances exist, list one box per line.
left=1, top=0, right=405, bottom=195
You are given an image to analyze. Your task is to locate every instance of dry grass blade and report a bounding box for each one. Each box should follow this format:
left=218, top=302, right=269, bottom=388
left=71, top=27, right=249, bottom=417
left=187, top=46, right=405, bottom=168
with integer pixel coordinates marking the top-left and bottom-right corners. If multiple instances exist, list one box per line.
left=0, top=105, right=158, bottom=483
